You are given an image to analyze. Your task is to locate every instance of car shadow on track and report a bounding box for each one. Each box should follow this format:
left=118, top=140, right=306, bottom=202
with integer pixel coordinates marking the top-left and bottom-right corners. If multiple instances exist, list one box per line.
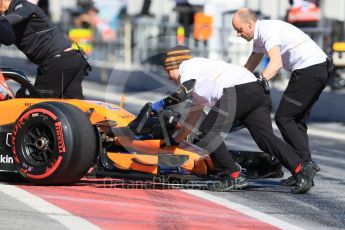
left=244, top=179, right=292, bottom=193
left=0, top=172, right=292, bottom=194
left=76, top=177, right=292, bottom=194
left=0, top=172, right=27, bottom=184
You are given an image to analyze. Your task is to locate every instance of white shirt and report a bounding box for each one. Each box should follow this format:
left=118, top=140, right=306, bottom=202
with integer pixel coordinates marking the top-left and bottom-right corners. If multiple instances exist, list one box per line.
left=253, top=20, right=327, bottom=71
left=179, top=57, right=257, bottom=106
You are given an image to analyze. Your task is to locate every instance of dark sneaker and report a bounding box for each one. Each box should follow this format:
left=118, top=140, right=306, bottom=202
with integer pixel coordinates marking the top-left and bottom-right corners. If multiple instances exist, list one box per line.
left=281, top=175, right=297, bottom=186
left=291, top=161, right=319, bottom=194
left=223, top=176, right=248, bottom=191
left=303, top=160, right=320, bottom=179
left=291, top=172, right=312, bottom=194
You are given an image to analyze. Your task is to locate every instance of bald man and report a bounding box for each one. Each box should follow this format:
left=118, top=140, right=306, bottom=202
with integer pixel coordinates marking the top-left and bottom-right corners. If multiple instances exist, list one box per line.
left=232, top=8, right=328, bottom=189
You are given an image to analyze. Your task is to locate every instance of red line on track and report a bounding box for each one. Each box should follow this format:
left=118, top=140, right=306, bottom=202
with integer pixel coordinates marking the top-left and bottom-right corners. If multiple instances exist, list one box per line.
left=18, top=178, right=278, bottom=230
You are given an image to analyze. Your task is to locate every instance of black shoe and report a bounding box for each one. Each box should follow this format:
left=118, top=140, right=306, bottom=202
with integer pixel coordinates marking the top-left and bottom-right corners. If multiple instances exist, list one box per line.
left=281, top=175, right=297, bottom=186
left=291, top=172, right=312, bottom=194
left=303, top=160, right=320, bottom=180
left=291, top=161, right=319, bottom=194
left=208, top=176, right=248, bottom=192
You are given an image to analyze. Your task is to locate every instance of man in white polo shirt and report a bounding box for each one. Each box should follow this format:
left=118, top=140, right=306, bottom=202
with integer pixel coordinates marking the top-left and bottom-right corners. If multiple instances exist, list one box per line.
left=151, top=45, right=316, bottom=193
left=232, top=8, right=326, bottom=187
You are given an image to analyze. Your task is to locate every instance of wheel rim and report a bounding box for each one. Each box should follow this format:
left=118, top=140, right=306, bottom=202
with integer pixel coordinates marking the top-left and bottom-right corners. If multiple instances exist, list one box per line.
left=21, top=123, right=56, bottom=166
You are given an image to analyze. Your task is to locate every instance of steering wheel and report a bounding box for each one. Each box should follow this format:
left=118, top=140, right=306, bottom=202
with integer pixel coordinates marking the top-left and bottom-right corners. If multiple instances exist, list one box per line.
left=0, top=68, right=42, bottom=98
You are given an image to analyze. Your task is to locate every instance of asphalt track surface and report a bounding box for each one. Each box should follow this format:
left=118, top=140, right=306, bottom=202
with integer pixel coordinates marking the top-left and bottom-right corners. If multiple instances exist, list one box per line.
left=0, top=58, right=345, bottom=229
left=1, top=120, right=344, bottom=229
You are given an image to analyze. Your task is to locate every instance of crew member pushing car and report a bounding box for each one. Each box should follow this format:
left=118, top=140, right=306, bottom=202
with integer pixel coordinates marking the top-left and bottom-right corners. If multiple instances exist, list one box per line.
left=0, top=0, right=90, bottom=99
left=232, top=8, right=326, bottom=186
left=151, top=45, right=316, bottom=193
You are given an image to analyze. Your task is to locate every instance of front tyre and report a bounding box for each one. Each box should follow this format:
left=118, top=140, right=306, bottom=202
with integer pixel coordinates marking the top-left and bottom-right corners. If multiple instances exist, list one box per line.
left=12, top=102, right=97, bottom=185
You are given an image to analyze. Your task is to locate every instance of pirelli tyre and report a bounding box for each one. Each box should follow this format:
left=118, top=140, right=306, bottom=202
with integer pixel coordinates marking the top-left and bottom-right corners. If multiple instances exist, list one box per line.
left=11, top=102, right=97, bottom=185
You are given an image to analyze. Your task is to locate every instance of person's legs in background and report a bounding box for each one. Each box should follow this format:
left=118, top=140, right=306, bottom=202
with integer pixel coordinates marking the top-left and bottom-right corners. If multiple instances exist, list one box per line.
left=197, top=87, right=247, bottom=190
left=275, top=63, right=327, bottom=185
left=35, top=50, right=85, bottom=99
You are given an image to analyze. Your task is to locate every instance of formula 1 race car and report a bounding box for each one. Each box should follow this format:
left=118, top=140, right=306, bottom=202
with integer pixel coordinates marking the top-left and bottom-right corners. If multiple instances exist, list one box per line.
left=0, top=68, right=283, bottom=186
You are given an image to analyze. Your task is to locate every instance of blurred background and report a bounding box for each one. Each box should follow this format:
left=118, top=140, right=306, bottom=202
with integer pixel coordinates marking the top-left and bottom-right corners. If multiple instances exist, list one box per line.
left=1, top=0, right=345, bottom=120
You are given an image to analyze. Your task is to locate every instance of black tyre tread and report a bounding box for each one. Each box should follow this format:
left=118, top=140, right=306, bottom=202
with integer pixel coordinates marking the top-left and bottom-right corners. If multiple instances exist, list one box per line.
left=14, top=102, right=97, bottom=185
left=47, top=102, right=97, bottom=184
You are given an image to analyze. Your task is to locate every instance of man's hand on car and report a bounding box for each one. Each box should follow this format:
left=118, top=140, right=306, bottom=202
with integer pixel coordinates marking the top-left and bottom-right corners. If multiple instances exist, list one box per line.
left=151, top=100, right=165, bottom=114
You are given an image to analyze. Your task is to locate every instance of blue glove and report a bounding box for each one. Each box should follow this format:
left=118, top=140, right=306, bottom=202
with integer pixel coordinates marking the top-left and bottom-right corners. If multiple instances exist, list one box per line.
left=151, top=100, right=165, bottom=113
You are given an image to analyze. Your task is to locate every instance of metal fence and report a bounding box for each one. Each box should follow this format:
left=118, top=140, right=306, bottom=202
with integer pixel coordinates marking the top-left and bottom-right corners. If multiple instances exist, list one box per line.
left=0, top=18, right=331, bottom=73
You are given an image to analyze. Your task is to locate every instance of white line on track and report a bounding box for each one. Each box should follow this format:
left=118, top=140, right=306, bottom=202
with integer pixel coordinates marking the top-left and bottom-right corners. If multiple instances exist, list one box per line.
left=182, top=190, right=304, bottom=230
left=307, top=128, right=345, bottom=141
left=0, top=183, right=101, bottom=230
left=272, top=123, right=345, bottom=142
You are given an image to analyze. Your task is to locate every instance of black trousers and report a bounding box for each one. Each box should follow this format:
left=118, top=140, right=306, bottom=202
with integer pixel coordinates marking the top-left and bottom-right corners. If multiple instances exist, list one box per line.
left=36, top=50, right=86, bottom=99
left=275, top=61, right=328, bottom=162
left=198, top=81, right=302, bottom=176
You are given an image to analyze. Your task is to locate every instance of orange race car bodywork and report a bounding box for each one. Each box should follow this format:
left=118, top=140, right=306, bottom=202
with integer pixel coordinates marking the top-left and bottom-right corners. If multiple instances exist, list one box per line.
left=0, top=99, right=211, bottom=174
left=0, top=68, right=282, bottom=185
left=0, top=68, right=214, bottom=184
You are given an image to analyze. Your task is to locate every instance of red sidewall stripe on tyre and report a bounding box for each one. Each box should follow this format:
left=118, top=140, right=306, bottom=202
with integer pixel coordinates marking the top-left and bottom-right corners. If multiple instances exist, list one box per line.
left=55, top=121, right=66, bottom=153
left=12, top=108, right=64, bottom=179
left=24, top=156, right=63, bottom=179
left=19, top=108, right=58, bottom=122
